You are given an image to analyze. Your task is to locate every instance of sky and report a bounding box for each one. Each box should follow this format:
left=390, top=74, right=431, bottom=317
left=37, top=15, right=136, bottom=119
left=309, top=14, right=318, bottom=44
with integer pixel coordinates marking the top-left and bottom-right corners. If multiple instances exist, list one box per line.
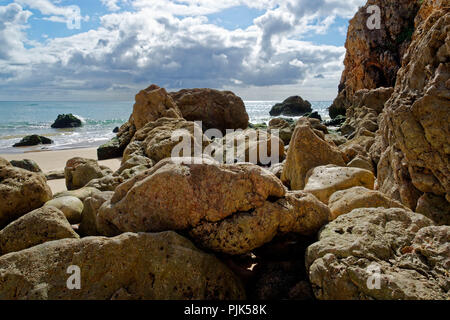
left=0, top=0, right=366, bottom=101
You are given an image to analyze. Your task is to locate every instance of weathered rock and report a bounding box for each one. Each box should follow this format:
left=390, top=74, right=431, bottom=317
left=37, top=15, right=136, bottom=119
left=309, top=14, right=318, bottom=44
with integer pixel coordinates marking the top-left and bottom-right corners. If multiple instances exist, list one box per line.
left=0, top=206, right=78, bottom=256
left=97, top=158, right=286, bottom=236
left=306, top=208, right=449, bottom=300
left=376, top=1, right=450, bottom=210
left=416, top=193, right=450, bottom=226
left=347, top=155, right=374, bottom=172
left=97, top=137, right=123, bottom=161
left=0, top=161, right=52, bottom=229
left=270, top=96, right=312, bottom=117
left=281, top=119, right=346, bottom=190
left=213, top=129, right=285, bottom=165
left=85, top=175, right=124, bottom=192
left=79, top=192, right=114, bottom=237
left=54, top=187, right=101, bottom=203
left=131, top=84, right=182, bottom=131
left=9, top=159, right=42, bottom=173
left=325, top=115, right=346, bottom=127
left=44, top=196, right=84, bottom=224
left=329, top=0, right=421, bottom=117
left=328, top=186, right=409, bottom=220
left=13, top=135, right=53, bottom=147
left=122, top=118, right=210, bottom=164
left=45, top=170, right=65, bottom=181
left=269, top=118, right=293, bottom=145
left=116, top=155, right=154, bottom=175
left=269, top=161, right=284, bottom=179
left=190, top=191, right=330, bottom=255
left=325, top=133, right=347, bottom=146
left=339, top=129, right=376, bottom=163
left=170, top=88, right=249, bottom=133
left=0, top=232, right=245, bottom=300
left=65, top=158, right=112, bottom=190
left=51, top=114, right=82, bottom=129
left=304, top=165, right=375, bottom=204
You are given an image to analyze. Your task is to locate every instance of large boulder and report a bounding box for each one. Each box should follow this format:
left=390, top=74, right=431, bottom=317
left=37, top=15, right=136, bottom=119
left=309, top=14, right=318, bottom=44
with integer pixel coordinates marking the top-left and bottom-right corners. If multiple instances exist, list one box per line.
left=190, top=191, right=330, bottom=255
left=65, top=158, right=112, bottom=191
left=328, top=186, right=410, bottom=220
left=329, top=0, right=421, bottom=118
left=376, top=1, right=450, bottom=210
left=13, top=135, right=53, bottom=147
left=303, top=165, right=375, bottom=204
left=97, top=158, right=286, bottom=236
left=131, top=84, right=182, bottom=131
left=51, top=114, right=82, bottom=129
left=0, top=232, right=245, bottom=300
left=306, top=208, right=449, bottom=300
left=0, top=159, right=52, bottom=229
left=0, top=206, right=78, bottom=256
left=170, top=88, right=249, bottom=133
left=281, top=119, right=346, bottom=190
left=270, top=96, right=312, bottom=117
left=122, top=117, right=210, bottom=164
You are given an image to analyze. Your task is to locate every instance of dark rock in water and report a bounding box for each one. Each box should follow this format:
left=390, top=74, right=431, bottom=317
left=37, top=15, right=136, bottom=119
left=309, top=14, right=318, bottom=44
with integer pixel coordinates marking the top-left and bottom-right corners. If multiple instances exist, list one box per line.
left=51, top=114, right=82, bottom=128
left=304, top=111, right=322, bottom=121
left=325, top=115, right=346, bottom=127
left=13, top=135, right=53, bottom=147
left=248, top=123, right=268, bottom=130
left=10, top=159, right=42, bottom=173
left=113, top=127, right=119, bottom=133
left=270, top=96, right=312, bottom=117
left=97, top=137, right=122, bottom=160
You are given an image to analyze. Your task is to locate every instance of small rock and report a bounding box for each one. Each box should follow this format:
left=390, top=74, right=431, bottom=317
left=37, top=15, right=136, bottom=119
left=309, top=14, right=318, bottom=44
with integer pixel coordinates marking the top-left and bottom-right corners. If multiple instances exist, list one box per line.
left=10, top=159, right=42, bottom=173
left=44, top=196, right=84, bottom=224
left=13, top=135, right=53, bottom=147
left=51, top=114, right=82, bottom=129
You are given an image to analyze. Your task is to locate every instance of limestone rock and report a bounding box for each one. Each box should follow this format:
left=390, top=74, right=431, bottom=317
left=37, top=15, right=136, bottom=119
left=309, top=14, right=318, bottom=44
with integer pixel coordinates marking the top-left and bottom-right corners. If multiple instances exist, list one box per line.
left=54, top=187, right=101, bottom=203
left=10, top=159, right=42, bottom=173
left=0, top=232, right=245, bottom=300
left=269, top=118, right=293, bottom=145
left=281, top=119, right=346, bottom=190
left=65, top=158, right=112, bottom=190
left=416, top=193, right=450, bottom=226
left=306, top=208, right=449, bottom=300
left=0, top=206, right=78, bottom=256
left=97, top=159, right=285, bottom=236
left=347, top=155, right=374, bottom=172
left=79, top=192, right=113, bottom=237
left=304, top=165, right=375, bottom=204
left=0, top=162, right=52, bottom=229
left=170, top=88, right=249, bottom=133
left=190, top=191, right=330, bottom=255
left=329, top=0, right=420, bottom=117
left=122, top=117, right=210, bottom=164
left=85, top=175, right=124, bottom=192
left=376, top=1, right=450, bottom=210
left=44, top=196, right=84, bottom=224
left=51, top=114, right=82, bottom=129
left=270, top=96, right=312, bottom=117
left=328, top=186, right=409, bottom=220
left=13, top=135, right=53, bottom=147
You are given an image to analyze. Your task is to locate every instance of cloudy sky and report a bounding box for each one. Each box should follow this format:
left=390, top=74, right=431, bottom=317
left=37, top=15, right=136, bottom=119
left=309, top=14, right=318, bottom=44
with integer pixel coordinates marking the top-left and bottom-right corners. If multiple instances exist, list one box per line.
left=0, top=0, right=366, bottom=101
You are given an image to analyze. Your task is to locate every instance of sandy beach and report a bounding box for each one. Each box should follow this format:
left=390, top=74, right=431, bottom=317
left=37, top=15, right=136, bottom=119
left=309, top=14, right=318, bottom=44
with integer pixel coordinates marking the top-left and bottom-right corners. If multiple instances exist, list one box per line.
left=1, top=147, right=121, bottom=194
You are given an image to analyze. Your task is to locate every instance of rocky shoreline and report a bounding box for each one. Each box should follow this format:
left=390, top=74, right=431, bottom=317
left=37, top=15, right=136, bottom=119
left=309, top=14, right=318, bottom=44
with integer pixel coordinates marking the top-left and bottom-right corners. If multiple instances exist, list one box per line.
left=0, top=0, right=448, bottom=300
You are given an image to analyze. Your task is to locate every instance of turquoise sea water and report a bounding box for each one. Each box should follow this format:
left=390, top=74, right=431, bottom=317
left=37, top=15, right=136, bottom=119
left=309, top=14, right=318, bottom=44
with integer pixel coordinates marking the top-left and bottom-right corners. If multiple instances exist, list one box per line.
left=0, top=100, right=331, bottom=153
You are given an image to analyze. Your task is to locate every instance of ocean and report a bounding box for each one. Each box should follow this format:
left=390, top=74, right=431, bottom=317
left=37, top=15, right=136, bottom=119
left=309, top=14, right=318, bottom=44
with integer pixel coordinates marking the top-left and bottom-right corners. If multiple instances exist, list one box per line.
left=0, top=100, right=332, bottom=153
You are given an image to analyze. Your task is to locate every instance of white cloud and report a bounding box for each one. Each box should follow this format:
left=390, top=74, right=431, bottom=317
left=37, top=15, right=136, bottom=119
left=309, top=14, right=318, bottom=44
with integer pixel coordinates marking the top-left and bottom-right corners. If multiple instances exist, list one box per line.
left=15, top=0, right=88, bottom=25
left=0, top=0, right=366, bottom=100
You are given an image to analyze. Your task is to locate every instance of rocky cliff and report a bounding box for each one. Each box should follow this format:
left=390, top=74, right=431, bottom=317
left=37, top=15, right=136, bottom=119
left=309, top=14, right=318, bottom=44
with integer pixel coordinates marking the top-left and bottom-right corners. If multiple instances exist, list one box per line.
left=376, top=0, right=449, bottom=213
left=329, top=0, right=421, bottom=118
